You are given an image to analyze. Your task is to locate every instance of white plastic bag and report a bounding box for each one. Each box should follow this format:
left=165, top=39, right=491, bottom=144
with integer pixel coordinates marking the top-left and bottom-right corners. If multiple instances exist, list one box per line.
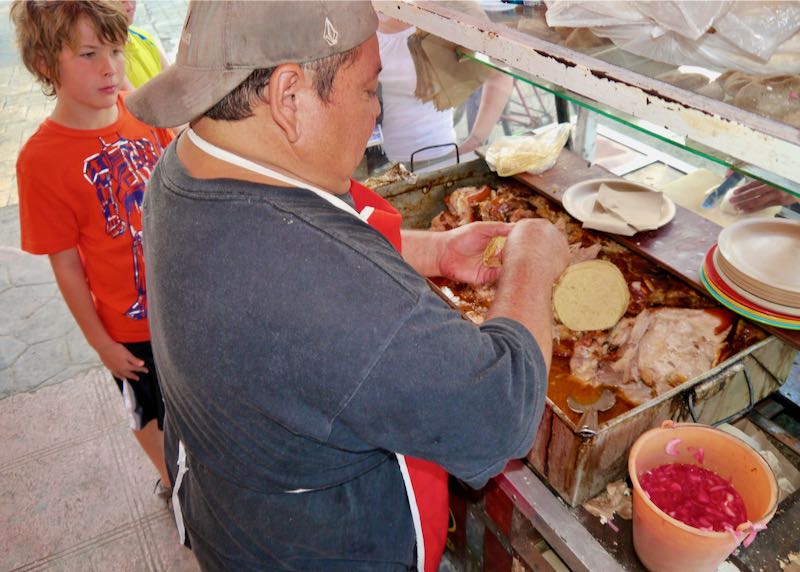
left=544, top=1, right=800, bottom=75
left=484, top=123, right=571, bottom=177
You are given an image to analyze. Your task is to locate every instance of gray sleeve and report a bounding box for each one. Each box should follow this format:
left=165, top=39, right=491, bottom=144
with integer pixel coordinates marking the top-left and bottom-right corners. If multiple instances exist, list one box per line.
left=333, top=289, right=548, bottom=489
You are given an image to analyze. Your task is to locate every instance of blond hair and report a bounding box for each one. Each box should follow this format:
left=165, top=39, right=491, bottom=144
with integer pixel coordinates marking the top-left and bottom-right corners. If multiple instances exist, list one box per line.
left=10, top=0, right=128, bottom=97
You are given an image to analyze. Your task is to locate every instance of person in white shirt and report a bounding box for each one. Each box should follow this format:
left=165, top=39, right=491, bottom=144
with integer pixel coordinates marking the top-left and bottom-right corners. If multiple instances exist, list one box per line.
left=377, top=15, right=514, bottom=167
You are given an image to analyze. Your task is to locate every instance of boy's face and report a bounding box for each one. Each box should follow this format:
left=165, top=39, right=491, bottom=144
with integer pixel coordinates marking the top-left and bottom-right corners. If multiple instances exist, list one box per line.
left=54, top=16, right=126, bottom=118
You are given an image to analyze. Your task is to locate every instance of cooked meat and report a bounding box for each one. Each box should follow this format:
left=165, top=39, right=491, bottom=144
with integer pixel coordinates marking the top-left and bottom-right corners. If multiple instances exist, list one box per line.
left=569, top=333, right=606, bottom=384
left=636, top=308, right=731, bottom=395
left=617, top=382, right=655, bottom=406
left=569, top=309, right=732, bottom=405
left=445, top=185, right=492, bottom=227
left=569, top=242, right=602, bottom=264
left=429, top=210, right=459, bottom=232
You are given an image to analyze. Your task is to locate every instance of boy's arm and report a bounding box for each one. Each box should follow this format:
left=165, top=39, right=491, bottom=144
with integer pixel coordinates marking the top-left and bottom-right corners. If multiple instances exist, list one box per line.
left=49, top=247, right=148, bottom=381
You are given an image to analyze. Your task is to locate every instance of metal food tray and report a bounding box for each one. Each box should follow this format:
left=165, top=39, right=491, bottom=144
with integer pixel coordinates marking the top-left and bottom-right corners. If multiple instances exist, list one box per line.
left=372, top=159, right=797, bottom=506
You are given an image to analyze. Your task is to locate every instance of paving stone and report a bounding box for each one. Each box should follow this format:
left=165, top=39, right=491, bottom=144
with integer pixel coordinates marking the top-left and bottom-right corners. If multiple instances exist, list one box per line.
left=0, top=334, right=25, bottom=370
left=1, top=246, right=53, bottom=285
left=65, top=326, right=99, bottom=367
left=0, top=261, right=10, bottom=294
left=0, top=426, right=137, bottom=570
left=13, top=297, right=74, bottom=345
left=0, top=366, right=11, bottom=394
left=0, top=178, right=15, bottom=209
left=0, top=281, right=58, bottom=335
left=0, top=204, right=20, bottom=247
left=7, top=338, right=71, bottom=395
left=0, top=368, right=110, bottom=466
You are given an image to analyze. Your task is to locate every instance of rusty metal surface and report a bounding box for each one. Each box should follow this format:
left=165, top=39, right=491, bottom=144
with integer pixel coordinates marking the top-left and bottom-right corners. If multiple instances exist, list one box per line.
left=375, top=157, right=797, bottom=506
left=375, top=157, right=800, bottom=571
left=748, top=411, right=800, bottom=458
left=495, top=460, right=629, bottom=572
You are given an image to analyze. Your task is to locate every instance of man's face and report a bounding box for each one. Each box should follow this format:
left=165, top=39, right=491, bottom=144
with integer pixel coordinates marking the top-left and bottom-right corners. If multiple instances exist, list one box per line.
left=299, top=35, right=382, bottom=194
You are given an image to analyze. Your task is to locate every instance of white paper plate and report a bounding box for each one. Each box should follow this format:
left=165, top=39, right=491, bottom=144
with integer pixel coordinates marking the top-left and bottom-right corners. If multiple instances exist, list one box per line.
left=562, top=178, right=676, bottom=232
left=717, top=218, right=800, bottom=295
left=711, top=248, right=800, bottom=318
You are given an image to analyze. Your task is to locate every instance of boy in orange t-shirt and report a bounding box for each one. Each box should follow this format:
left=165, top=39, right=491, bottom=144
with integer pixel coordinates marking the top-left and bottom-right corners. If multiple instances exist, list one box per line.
left=12, top=0, right=173, bottom=490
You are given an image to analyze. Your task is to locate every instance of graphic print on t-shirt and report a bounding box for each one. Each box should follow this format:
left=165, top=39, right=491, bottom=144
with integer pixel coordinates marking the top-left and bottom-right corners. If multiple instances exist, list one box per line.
left=83, top=133, right=161, bottom=320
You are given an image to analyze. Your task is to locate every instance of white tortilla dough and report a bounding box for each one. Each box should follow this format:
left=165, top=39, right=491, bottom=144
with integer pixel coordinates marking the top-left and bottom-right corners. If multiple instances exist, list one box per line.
left=553, top=260, right=630, bottom=331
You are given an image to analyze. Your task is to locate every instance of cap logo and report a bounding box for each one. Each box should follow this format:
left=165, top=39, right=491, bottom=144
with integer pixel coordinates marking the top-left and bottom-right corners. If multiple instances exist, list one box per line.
left=323, top=17, right=339, bottom=47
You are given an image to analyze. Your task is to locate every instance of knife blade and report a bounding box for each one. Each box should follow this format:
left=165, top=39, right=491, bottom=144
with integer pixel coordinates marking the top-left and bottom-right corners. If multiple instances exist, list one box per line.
left=701, top=172, right=745, bottom=209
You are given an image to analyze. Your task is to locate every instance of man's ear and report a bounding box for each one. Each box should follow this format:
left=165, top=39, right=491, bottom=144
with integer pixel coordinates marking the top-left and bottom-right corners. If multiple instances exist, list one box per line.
left=268, top=64, right=304, bottom=143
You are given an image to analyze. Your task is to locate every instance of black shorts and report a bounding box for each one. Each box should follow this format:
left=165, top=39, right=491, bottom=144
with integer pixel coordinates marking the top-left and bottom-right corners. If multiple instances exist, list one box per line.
left=112, top=341, right=165, bottom=431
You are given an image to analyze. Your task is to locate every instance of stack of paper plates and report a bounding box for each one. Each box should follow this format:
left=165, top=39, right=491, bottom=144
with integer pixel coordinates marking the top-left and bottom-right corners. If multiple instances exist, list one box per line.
left=700, top=219, right=800, bottom=330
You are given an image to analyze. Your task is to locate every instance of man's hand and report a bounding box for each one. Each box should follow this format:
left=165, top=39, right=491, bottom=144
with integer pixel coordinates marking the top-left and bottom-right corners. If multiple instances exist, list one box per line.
left=729, top=180, right=799, bottom=213
left=96, top=341, right=148, bottom=381
left=500, top=219, right=570, bottom=289
left=486, top=219, right=570, bottom=371
left=438, top=222, right=514, bottom=285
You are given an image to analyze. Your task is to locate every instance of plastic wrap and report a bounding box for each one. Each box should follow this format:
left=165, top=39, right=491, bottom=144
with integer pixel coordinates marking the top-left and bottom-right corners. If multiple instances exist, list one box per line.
left=545, top=1, right=800, bottom=74
left=484, top=123, right=571, bottom=177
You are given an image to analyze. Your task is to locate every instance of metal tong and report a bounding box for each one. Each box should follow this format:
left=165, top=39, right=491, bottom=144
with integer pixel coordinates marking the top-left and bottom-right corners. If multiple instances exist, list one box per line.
left=567, top=390, right=616, bottom=439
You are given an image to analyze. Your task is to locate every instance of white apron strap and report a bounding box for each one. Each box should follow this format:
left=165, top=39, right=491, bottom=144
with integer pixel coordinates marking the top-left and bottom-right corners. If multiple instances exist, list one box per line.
left=396, top=453, right=425, bottom=572
left=171, top=440, right=190, bottom=545
left=185, top=128, right=373, bottom=223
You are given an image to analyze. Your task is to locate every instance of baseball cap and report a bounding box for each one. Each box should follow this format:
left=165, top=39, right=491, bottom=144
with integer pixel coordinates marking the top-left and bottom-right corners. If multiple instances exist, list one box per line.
left=127, top=0, right=378, bottom=128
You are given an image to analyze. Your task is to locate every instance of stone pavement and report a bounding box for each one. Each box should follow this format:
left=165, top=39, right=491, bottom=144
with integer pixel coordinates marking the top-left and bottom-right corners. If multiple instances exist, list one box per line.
left=0, top=2, right=195, bottom=571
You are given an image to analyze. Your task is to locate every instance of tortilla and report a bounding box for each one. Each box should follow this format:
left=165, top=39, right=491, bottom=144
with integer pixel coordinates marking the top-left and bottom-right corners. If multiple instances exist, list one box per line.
left=553, top=260, right=630, bottom=331
left=582, top=203, right=637, bottom=236
left=595, top=183, right=664, bottom=231
left=482, top=236, right=506, bottom=267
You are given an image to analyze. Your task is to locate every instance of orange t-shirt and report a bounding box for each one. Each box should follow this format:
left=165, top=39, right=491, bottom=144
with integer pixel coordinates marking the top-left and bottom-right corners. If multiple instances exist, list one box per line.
left=17, top=95, right=174, bottom=342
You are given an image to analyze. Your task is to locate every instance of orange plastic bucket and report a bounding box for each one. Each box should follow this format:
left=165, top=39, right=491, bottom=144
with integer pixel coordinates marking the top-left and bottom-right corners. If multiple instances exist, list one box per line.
left=628, top=421, right=778, bottom=572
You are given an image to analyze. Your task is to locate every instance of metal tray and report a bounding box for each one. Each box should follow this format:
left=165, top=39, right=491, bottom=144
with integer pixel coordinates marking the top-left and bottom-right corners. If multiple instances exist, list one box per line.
left=372, top=159, right=798, bottom=506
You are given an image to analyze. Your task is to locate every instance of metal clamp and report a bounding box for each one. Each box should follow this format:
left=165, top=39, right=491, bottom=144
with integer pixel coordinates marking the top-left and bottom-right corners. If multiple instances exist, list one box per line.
left=686, top=363, right=754, bottom=426
left=410, top=143, right=459, bottom=173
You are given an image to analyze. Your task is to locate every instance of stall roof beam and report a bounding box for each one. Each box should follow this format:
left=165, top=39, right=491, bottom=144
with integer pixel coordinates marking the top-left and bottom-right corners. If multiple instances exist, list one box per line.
left=379, top=1, right=800, bottom=185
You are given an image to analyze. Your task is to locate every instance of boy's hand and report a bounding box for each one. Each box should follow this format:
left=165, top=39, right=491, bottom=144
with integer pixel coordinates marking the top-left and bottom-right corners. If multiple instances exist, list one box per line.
left=97, top=342, right=148, bottom=381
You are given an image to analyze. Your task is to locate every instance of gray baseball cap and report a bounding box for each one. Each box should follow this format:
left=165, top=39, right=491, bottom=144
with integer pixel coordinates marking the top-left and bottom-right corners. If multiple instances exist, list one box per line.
left=127, top=0, right=378, bottom=128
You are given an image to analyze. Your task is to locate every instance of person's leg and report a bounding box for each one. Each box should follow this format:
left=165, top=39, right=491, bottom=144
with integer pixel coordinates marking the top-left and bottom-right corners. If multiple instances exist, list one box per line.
left=132, top=419, right=170, bottom=484
left=115, top=341, right=170, bottom=487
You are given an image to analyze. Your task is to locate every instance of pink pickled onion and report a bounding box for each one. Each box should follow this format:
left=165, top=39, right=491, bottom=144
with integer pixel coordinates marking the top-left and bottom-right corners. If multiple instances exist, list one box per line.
left=742, top=523, right=768, bottom=548
left=640, top=464, right=746, bottom=532
left=665, top=438, right=681, bottom=456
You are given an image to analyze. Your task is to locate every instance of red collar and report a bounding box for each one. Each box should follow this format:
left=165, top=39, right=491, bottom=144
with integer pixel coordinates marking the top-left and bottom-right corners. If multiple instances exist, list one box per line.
left=349, top=180, right=403, bottom=252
